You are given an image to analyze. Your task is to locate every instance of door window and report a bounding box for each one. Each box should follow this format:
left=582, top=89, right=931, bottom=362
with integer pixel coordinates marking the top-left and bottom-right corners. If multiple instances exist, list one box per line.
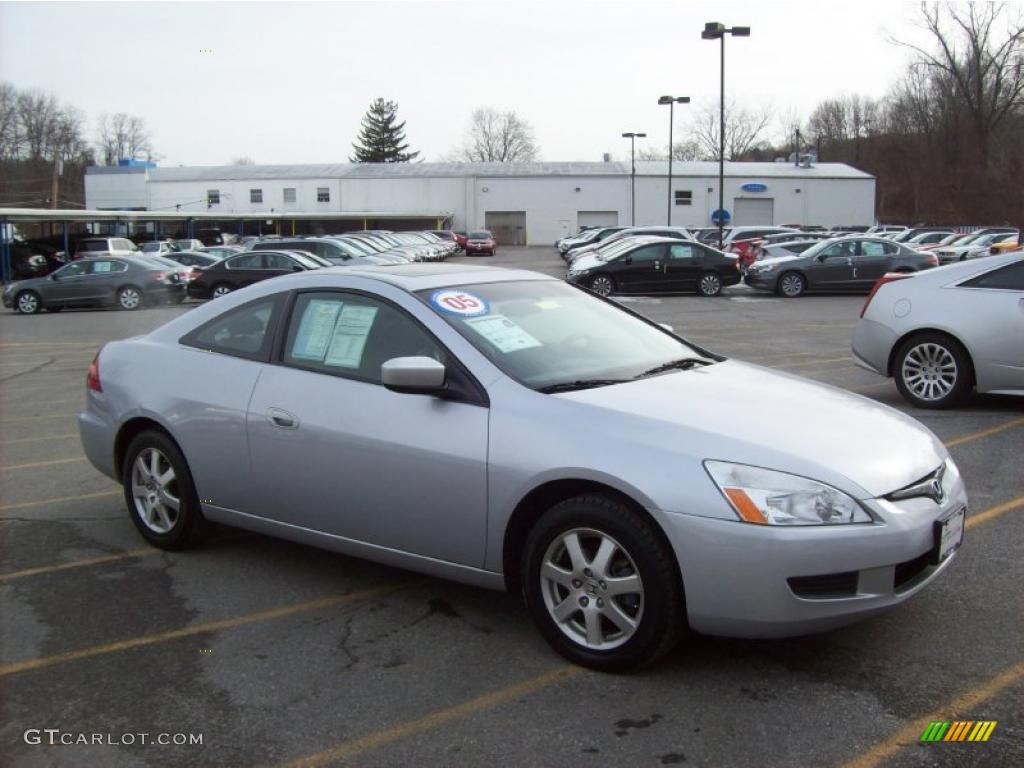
left=226, top=253, right=264, bottom=270
left=88, top=260, right=128, bottom=274
left=283, top=292, right=444, bottom=383
left=961, top=262, right=1024, bottom=291
left=56, top=261, right=89, bottom=277
left=669, top=244, right=699, bottom=260
left=624, top=245, right=663, bottom=263
left=262, top=252, right=299, bottom=270
left=858, top=241, right=887, bottom=257
left=181, top=296, right=283, bottom=360
left=822, top=242, right=854, bottom=258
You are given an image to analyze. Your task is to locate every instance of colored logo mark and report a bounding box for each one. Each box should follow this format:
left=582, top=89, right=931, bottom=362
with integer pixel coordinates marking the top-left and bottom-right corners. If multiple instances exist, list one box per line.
left=920, top=721, right=997, bottom=742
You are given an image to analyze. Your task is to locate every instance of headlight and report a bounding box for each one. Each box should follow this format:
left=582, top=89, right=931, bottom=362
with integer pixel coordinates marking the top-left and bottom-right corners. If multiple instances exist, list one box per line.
left=704, top=461, right=872, bottom=525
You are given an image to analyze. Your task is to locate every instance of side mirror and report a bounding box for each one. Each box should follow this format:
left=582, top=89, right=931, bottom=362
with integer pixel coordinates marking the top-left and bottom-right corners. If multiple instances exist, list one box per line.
left=292, top=265, right=304, bottom=272
left=382, top=356, right=447, bottom=395
left=623, top=256, right=632, bottom=264
left=49, top=273, right=60, bottom=281
left=816, top=253, right=828, bottom=262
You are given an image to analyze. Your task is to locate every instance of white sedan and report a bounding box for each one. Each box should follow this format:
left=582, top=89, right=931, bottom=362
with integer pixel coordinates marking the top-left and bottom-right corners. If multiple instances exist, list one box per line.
left=853, top=253, right=1024, bottom=407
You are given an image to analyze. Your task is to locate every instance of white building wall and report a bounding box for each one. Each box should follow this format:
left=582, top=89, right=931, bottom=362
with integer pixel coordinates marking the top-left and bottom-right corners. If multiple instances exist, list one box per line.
left=146, top=178, right=343, bottom=214
left=84, top=172, right=148, bottom=210
left=340, top=177, right=466, bottom=219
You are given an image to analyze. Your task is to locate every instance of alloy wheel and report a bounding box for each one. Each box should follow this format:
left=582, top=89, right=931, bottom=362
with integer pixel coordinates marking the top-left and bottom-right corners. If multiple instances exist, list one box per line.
left=780, top=273, right=805, bottom=297
left=212, top=285, right=232, bottom=298
left=699, top=273, right=722, bottom=296
left=17, top=292, right=39, bottom=314
left=130, top=447, right=180, bottom=534
left=540, top=528, right=644, bottom=651
left=590, top=275, right=613, bottom=297
left=118, top=287, right=142, bottom=310
left=901, top=342, right=958, bottom=402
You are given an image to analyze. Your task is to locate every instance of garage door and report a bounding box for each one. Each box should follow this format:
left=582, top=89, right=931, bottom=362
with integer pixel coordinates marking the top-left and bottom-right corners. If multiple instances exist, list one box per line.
left=484, top=211, right=526, bottom=246
left=733, top=198, right=774, bottom=225
left=577, top=211, right=618, bottom=229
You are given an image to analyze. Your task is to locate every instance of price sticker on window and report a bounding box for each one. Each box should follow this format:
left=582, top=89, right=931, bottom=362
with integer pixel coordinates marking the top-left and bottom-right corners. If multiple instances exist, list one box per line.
left=431, top=290, right=489, bottom=317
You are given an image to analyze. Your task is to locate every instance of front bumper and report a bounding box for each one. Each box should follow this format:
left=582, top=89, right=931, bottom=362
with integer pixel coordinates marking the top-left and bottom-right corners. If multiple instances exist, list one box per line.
left=743, top=271, right=779, bottom=291
left=656, top=471, right=967, bottom=638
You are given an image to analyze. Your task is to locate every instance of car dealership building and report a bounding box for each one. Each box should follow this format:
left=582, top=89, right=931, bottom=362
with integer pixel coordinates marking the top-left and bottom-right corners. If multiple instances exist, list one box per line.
left=84, top=160, right=876, bottom=245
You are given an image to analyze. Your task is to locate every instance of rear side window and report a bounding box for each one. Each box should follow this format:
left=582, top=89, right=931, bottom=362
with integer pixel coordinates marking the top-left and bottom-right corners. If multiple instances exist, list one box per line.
left=89, top=260, right=128, bottom=274
left=227, top=253, right=264, bottom=269
left=961, top=261, right=1024, bottom=291
left=181, top=295, right=283, bottom=360
left=263, top=252, right=299, bottom=270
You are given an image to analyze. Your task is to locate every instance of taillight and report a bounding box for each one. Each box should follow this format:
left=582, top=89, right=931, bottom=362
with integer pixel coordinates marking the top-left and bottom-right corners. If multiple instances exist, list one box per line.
left=926, top=254, right=939, bottom=266
left=861, top=274, right=911, bottom=318
left=87, top=352, right=102, bottom=392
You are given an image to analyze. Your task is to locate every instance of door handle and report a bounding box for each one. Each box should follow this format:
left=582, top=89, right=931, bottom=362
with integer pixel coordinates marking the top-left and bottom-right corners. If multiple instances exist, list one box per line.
left=654, top=261, right=662, bottom=270
left=267, top=407, right=298, bottom=429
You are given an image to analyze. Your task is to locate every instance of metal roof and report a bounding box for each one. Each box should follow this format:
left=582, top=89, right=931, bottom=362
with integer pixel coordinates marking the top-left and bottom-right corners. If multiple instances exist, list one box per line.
left=85, top=160, right=872, bottom=183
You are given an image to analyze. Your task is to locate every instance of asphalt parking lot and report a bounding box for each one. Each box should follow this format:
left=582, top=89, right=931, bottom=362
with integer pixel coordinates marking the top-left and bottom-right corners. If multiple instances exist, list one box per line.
left=1, top=246, right=1021, bottom=768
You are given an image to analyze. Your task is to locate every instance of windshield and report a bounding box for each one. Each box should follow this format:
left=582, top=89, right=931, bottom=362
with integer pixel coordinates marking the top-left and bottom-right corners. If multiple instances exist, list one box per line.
left=419, top=280, right=711, bottom=391
left=469, top=232, right=491, bottom=239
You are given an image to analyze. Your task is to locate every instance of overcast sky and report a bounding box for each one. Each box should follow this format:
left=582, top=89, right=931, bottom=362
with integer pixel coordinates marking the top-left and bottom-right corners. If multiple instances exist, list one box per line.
left=0, top=1, right=935, bottom=166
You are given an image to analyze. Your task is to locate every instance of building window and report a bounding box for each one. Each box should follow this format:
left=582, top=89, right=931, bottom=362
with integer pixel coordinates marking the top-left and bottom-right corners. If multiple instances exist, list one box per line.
left=674, top=190, right=693, bottom=206
left=316, top=187, right=330, bottom=203
left=207, top=189, right=220, bottom=205
left=250, top=188, right=263, bottom=204
left=283, top=187, right=297, bottom=203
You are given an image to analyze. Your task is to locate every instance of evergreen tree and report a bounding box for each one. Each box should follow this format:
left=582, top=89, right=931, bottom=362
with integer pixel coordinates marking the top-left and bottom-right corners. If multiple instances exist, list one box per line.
left=350, top=98, right=419, bottom=163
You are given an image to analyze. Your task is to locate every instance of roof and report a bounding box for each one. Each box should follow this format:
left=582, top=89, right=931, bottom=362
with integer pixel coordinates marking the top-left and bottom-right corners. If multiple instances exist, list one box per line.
left=0, top=208, right=451, bottom=222
left=336, top=263, right=551, bottom=290
left=85, top=160, right=873, bottom=182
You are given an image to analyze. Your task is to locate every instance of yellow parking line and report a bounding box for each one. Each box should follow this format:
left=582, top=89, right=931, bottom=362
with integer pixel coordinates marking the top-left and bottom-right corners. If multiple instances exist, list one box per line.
left=0, top=412, right=77, bottom=424
left=279, top=665, right=581, bottom=768
left=945, top=416, right=1024, bottom=448
left=0, top=456, right=84, bottom=472
left=0, top=547, right=158, bottom=584
left=0, top=489, right=120, bottom=513
left=0, top=583, right=407, bottom=678
left=966, top=496, right=1024, bottom=530
left=0, top=433, right=78, bottom=445
left=840, top=660, right=1024, bottom=768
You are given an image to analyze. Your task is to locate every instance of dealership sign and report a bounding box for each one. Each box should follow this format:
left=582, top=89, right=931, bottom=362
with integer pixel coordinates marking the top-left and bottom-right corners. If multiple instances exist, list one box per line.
left=741, top=183, right=768, bottom=193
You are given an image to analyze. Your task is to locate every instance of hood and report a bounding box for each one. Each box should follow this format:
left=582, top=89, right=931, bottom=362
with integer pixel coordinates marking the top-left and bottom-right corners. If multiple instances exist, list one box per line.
left=751, top=254, right=801, bottom=268
left=557, top=360, right=946, bottom=499
left=569, top=253, right=605, bottom=271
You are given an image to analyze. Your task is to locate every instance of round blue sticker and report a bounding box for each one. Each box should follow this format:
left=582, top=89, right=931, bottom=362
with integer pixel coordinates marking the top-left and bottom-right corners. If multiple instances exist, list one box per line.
left=431, top=290, right=490, bottom=317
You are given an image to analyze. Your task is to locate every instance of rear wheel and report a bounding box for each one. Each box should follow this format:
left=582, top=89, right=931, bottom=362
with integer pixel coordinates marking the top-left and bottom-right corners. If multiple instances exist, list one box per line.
left=122, top=430, right=208, bottom=549
left=894, top=333, right=972, bottom=409
left=117, top=285, right=143, bottom=310
left=212, top=283, right=233, bottom=299
left=697, top=272, right=723, bottom=296
left=522, top=494, right=684, bottom=672
left=15, top=290, right=41, bottom=314
left=778, top=271, right=806, bottom=298
left=590, top=274, right=615, bottom=297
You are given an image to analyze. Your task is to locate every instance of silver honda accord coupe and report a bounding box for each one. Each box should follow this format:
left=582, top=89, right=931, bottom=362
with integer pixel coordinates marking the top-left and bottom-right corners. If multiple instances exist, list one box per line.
left=79, top=264, right=967, bottom=671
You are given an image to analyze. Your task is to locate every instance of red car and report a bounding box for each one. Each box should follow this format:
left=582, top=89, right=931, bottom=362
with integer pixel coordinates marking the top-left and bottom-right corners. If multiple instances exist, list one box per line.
left=465, top=230, right=497, bottom=256
left=729, top=237, right=765, bottom=270
left=453, top=231, right=468, bottom=249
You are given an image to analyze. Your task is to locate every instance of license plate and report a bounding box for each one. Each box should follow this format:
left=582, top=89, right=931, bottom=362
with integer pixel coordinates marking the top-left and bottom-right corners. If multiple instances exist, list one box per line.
left=933, top=507, right=965, bottom=563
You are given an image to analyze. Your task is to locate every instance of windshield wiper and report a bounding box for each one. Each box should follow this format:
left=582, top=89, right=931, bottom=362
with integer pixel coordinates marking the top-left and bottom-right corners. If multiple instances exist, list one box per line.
left=634, top=358, right=712, bottom=379
left=537, top=379, right=631, bottom=394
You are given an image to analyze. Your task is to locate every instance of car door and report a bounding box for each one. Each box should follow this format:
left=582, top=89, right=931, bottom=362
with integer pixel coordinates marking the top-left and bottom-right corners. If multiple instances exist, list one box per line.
left=955, top=261, right=1024, bottom=391
left=851, top=240, right=891, bottom=290
left=224, top=252, right=270, bottom=288
left=83, top=259, right=131, bottom=304
left=246, top=289, right=489, bottom=566
left=261, top=250, right=304, bottom=278
left=807, top=241, right=854, bottom=290
left=611, top=244, right=667, bottom=293
left=663, top=243, right=702, bottom=292
left=45, top=260, right=91, bottom=305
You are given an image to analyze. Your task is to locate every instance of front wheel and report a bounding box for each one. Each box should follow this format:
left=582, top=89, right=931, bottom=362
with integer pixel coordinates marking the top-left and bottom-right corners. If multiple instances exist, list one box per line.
left=777, top=271, right=806, bottom=298
left=697, top=271, right=723, bottom=296
left=894, top=333, right=972, bottom=409
left=522, top=495, right=684, bottom=672
left=117, top=285, right=143, bottom=310
left=122, top=430, right=208, bottom=549
left=589, top=274, right=615, bottom=297
left=211, top=283, right=233, bottom=299
left=15, top=290, right=42, bottom=314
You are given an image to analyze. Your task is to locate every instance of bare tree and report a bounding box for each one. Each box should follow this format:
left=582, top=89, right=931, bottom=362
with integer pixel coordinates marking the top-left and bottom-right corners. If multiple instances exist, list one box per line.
left=894, top=2, right=1024, bottom=168
left=689, top=100, right=772, bottom=161
left=97, top=112, right=155, bottom=164
left=0, top=82, right=21, bottom=160
left=455, top=108, right=539, bottom=162
left=636, top=141, right=702, bottom=161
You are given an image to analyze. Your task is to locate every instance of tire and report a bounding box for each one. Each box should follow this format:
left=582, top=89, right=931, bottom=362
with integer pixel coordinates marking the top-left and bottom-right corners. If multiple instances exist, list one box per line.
left=894, top=332, right=972, bottom=409
left=122, top=430, right=208, bottom=549
left=211, top=283, right=233, bottom=299
left=15, top=290, right=42, bottom=314
left=697, top=271, right=723, bottom=297
left=777, top=271, right=806, bottom=298
left=117, top=285, right=143, bottom=311
left=590, top=274, right=615, bottom=297
left=521, top=494, right=684, bottom=672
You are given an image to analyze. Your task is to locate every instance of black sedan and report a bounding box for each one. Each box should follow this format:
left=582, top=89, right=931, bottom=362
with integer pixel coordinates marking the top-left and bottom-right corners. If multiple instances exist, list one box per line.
left=3, top=256, right=186, bottom=313
left=187, top=249, right=321, bottom=300
left=565, top=236, right=741, bottom=297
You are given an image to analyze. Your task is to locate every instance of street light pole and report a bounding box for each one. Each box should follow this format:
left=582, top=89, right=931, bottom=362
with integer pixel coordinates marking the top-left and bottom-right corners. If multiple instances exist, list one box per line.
left=621, top=132, right=646, bottom=226
left=702, top=21, right=750, bottom=250
left=658, top=96, right=689, bottom=226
